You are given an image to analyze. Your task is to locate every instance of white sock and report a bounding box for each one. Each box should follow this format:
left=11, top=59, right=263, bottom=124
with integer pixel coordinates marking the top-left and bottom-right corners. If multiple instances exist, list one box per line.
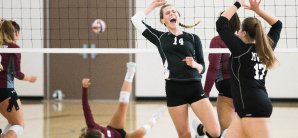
left=125, top=62, right=136, bottom=82
left=151, top=106, right=167, bottom=121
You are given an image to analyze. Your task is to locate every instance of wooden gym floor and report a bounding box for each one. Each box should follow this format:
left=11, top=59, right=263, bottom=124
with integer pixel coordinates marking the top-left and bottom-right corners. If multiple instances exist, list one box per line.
left=0, top=100, right=298, bottom=138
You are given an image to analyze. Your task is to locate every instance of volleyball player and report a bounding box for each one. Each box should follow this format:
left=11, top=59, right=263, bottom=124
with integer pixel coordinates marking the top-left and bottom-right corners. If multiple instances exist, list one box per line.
left=131, top=0, right=221, bottom=138
left=216, top=0, right=282, bottom=137
left=0, top=20, right=37, bottom=138
left=196, top=12, right=240, bottom=132
left=80, top=62, right=165, bottom=138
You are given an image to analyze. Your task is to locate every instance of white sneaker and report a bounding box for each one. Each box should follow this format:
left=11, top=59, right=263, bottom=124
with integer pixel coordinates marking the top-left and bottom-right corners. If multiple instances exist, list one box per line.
left=221, top=129, right=228, bottom=138
left=192, top=119, right=205, bottom=138
left=126, top=62, right=136, bottom=72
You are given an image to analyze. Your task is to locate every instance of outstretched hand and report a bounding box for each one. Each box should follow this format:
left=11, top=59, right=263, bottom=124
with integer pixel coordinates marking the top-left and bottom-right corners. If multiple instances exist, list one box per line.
left=82, top=78, right=91, bottom=88
left=244, top=0, right=262, bottom=11
left=151, top=0, right=167, bottom=8
left=0, top=64, right=3, bottom=72
left=29, top=76, right=37, bottom=83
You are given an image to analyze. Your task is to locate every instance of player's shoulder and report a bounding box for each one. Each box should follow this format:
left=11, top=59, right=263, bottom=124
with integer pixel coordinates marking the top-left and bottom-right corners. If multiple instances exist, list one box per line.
left=211, top=36, right=222, bottom=41
left=184, top=32, right=200, bottom=41
left=2, top=43, right=19, bottom=48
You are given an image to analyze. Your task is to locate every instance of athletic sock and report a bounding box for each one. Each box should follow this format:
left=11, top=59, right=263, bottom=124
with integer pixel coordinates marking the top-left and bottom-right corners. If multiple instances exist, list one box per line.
left=125, top=62, right=136, bottom=82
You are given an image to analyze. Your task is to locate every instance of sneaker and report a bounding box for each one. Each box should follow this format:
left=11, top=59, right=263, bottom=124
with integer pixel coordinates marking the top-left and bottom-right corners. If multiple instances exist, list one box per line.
left=126, top=62, right=136, bottom=72
left=221, top=129, right=228, bottom=138
left=192, top=119, right=205, bottom=138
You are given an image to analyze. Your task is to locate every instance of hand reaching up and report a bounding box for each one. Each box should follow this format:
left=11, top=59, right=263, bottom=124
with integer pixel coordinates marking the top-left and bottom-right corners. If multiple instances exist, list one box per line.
left=82, top=78, right=91, bottom=88
left=244, top=0, right=262, bottom=12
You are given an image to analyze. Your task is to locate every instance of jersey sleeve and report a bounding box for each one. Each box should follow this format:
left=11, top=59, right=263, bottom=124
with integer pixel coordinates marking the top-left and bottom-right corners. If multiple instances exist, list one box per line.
left=193, top=34, right=205, bottom=74
left=216, top=16, right=246, bottom=56
left=131, top=11, right=164, bottom=47
left=82, top=87, right=105, bottom=131
left=267, top=20, right=283, bottom=49
left=11, top=44, right=25, bottom=80
left=13, top=53, right=25, bottom=80
left=204, top=37, right=222, bottom=96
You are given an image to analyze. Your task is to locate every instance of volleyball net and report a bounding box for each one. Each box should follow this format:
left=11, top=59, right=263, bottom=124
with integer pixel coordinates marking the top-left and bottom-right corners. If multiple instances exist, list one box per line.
left=0, top=0, right=297, bottom=53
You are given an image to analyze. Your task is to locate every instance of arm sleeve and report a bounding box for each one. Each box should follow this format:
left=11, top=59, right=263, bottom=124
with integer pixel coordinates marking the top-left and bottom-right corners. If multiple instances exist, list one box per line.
left=216, top=16, right=245, bottom=56
left=13, top=53, right=25, bottom=80
left=194, top=35, right=205, bottom=74
left=131, top=11, right=147, bottom=33
left=131, top=11, right=164, bottom=47
left=204, top=38, right=222, bottom=96
left=267, top=20, right=283, bottom=49
left=82, top=87, right=104, bottom=130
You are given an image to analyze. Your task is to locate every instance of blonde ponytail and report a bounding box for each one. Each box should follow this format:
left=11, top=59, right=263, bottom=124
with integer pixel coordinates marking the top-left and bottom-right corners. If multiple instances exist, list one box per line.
left=179, top=20, right=201, bottom=28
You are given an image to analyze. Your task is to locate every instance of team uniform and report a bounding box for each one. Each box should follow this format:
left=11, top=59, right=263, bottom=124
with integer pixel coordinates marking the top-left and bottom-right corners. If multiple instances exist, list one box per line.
left=204, top=36, right=232, bottom=98
left=216, top=16, right=282, bottom=118
left=131, top=11, right=206, bottom=107
left=0, top=43, right=23, bottom=112
left=82, top=87, right=126, bottom=138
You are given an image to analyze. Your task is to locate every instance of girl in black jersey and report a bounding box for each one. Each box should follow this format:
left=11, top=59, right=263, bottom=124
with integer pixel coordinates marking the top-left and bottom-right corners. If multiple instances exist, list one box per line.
left=131, top=0, right=220, bottom=138
left=217, top=0, right=282, bottom=137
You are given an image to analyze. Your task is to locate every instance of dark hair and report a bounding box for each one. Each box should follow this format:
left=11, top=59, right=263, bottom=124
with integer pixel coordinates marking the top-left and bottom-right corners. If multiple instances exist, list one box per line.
left=160, top=4, right=200, bottom=28
left=220, top=11, right=240, bottom=33
left=10, top=20, right=20, bottom=32
left=79, top=128, right=102, bottom=138
left=242, top=17, right=277, bottom=69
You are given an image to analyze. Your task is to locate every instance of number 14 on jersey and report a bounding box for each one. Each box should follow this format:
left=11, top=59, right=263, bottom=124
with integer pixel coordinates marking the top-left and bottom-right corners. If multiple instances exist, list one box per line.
left=173, top=37, right=184, bottom=45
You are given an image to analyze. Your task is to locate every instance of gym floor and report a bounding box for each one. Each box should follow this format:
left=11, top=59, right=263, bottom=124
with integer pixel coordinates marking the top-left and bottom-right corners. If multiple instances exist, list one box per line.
left=0, top=100, right=297, bottom=138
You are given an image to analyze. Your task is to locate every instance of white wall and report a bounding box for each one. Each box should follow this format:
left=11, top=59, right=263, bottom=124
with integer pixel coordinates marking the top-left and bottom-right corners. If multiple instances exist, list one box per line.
left=0, top=0, right=44, bottom=96
left=135, top=0, right=298, bottom=98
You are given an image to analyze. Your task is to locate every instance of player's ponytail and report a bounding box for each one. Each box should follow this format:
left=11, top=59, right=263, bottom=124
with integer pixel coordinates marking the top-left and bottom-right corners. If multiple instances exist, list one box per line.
left=179, top=20, right=201, bottom=28
left=242, top=17, right=277, bottom=69
left=0, top=20, right=16, bottom=44
left=255, top=19, right=277, bottom=69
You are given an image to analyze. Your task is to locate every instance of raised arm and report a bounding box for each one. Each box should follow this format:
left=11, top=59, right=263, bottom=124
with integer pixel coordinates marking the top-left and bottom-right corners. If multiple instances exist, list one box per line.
left=216, top=0, right=245, bottom=56
left=245, top=0, right=282, bottom=48
left=131, top=0, right=167, bottom=33
left=245, top=0, right=278, bottom=25
left=221, top=0, right=244, bottom=20
left=82, top=79, right=103, bottom=130
left=131, top=0, right=167, bottom=47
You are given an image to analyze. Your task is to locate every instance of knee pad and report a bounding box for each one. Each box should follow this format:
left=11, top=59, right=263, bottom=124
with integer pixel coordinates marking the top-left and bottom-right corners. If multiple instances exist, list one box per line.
left=8, top=125, right=24, bottom=137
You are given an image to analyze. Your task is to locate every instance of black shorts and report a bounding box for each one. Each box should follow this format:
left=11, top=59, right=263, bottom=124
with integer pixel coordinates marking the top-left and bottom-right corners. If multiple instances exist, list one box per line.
left=232, top=88, right=272, bottom=118
left=0, top=88, right=19, bottom=102
left=165, top=80, right=207, bottom=107
left=107, top=126, right=127, bottom=138
left=215, top=79, right=232, bottom=98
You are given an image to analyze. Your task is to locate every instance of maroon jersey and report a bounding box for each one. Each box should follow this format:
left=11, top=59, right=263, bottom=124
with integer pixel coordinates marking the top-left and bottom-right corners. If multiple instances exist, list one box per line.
left=82, top=87, right=123, bottom=138
left=204, top=36, right=231, bottom=96
left=0, top=43, right=25, bottom=88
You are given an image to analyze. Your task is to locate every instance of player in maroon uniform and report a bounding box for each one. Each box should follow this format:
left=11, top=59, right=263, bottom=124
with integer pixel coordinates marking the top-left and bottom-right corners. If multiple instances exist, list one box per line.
left=80, top=62, right=165, bottom=138
left=0, top=20, right=37, bottom=138
left=201, top=12, right=240, bottom=132
left=217, top=0, right=282, bottom=137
